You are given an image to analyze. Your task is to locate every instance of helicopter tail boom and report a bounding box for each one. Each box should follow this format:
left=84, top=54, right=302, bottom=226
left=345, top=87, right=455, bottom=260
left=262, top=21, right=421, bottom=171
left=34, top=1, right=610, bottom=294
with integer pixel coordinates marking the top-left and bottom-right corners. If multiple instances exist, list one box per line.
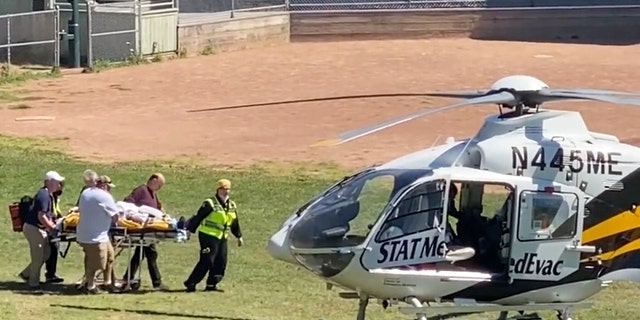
left=581, top=167, right=640, bottom=282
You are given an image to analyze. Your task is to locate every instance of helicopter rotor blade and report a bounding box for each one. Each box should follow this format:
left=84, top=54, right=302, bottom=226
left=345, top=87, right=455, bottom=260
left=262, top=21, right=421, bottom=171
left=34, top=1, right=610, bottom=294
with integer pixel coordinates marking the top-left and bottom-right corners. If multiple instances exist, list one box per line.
left=411, top=90, right=490, bottom=99
left=185, top=91, right=491, bottom=113
left=538, top=89, right=640, bottom=106
left=551, top=88, right=640, bottom=96
left=312, top=91, right=517, bottom=147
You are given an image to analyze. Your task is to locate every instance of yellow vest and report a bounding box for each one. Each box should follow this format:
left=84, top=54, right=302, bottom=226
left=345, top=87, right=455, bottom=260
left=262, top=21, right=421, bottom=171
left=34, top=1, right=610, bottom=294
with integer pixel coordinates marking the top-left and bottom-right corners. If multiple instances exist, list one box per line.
left=53, top=196, right=62, bottom=218
left=198, top=198, right=237, bottom=239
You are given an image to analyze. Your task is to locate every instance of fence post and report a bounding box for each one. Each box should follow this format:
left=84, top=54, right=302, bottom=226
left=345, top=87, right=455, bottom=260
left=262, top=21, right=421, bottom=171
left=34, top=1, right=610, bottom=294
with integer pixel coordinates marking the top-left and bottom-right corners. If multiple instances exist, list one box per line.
left=87, top=0, right=93, bottom=69
left=6, top=16, right=11, bottom=65
left=54, top=7, right=61, bottom=68
left=230, top=0, right=235, bottom=18
left=137, top=0, right=143, bottom=57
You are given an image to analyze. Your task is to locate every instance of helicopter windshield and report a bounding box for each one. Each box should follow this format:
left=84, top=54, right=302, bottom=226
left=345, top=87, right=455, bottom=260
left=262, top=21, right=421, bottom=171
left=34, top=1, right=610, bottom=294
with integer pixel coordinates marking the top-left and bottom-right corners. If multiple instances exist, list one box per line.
left=289, top=168, right=433, bottom=250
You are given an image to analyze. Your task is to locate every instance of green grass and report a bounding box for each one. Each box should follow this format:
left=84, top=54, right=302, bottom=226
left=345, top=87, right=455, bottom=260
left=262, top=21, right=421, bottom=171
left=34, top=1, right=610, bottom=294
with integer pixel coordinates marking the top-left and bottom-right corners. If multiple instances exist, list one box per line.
left=0, top=63, right=61, bottom=105
left=0, top=136, right=639, bottom=320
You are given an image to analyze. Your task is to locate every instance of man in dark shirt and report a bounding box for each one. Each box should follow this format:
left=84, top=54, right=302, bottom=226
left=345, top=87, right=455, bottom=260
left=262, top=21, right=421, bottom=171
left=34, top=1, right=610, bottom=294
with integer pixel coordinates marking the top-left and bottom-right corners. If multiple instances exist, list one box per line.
left=183, top=179, right=243, bottom=292
left=19, top=171, right=65, bottom=289
left=44, top=182, right=65, bottom=284
left=121, top=173, right=168, bottom=291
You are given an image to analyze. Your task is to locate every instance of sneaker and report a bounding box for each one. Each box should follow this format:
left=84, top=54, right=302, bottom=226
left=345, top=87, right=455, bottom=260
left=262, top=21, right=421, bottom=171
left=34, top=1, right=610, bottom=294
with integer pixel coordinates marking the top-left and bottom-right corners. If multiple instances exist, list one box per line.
left=183, top=281, right=196, bottom=293
left=83, top=286, right=101, bottom=295
left=46, top=276, right=64, bottom=284
left=205, top=285, right=223, bottom=292
left=153, top=283, right=170, bottom=291
left=119, top=281, right=140, bottom=291
left=99, top=284, right=121, bottom=293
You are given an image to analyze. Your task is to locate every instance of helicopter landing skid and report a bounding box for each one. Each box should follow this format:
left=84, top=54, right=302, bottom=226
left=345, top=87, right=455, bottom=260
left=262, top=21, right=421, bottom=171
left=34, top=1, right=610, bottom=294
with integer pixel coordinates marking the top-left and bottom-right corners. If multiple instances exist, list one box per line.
left=399, top=300, right=591, bottom=320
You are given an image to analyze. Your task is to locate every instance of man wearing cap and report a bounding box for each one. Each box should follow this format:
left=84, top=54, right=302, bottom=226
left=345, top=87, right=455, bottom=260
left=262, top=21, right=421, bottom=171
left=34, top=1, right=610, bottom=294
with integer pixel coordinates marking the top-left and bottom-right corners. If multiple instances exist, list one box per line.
left=121, top=173, right=167, bottom=291
left=183, top=178, right=244, bottom=292
left=44, top=180, right=66, bottom=284
left=18, top=171, right=65, bottom=289
left=77, top=175, right=120, bottom=294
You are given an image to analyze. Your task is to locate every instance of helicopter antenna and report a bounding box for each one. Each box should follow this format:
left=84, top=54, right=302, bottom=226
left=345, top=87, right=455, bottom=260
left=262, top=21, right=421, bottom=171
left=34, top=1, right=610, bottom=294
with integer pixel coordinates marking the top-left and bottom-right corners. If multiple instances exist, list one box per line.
left=450, top=136, right=475, bottom=169
left=430, top=135, right=441, bottom=148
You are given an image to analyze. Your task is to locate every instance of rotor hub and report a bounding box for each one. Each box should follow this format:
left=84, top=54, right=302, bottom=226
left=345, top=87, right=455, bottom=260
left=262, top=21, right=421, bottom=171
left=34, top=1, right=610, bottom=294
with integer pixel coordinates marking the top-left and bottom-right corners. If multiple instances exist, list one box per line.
left=490, top=75, right=549, bottom=92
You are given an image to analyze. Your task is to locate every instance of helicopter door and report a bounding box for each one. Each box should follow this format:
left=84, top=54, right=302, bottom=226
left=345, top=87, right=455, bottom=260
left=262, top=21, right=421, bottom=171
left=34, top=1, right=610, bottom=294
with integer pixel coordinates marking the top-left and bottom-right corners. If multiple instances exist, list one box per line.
left=509, top=183, right=586, bottom=282
left=360, top=179, right=448, bottom=271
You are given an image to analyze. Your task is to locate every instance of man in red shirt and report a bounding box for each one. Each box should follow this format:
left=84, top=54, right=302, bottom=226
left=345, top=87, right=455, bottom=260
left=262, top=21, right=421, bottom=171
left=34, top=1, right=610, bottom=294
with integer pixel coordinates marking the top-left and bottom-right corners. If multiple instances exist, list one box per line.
left=120, top=173, right=168, bottom=291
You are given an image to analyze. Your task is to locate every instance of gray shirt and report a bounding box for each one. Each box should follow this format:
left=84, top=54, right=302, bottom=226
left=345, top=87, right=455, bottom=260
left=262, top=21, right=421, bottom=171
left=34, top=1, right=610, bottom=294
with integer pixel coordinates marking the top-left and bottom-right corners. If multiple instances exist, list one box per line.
left=77, top=187, right=119, bottom=244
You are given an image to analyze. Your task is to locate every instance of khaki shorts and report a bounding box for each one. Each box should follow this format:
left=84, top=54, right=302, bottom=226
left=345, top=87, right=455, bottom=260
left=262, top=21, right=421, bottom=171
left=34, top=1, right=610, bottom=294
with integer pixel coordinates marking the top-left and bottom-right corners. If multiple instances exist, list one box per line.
left=80, top=241, right=115, bottom=271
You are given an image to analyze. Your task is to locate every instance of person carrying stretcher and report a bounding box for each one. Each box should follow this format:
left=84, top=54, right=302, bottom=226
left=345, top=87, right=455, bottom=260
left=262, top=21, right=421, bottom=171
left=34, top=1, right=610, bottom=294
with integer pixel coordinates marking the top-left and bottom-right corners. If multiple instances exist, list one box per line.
left=77, top=176, right=119, bottom=294
left=183, top=178, right=244, bottom=292
left=120, top=173, right=168, bottom=291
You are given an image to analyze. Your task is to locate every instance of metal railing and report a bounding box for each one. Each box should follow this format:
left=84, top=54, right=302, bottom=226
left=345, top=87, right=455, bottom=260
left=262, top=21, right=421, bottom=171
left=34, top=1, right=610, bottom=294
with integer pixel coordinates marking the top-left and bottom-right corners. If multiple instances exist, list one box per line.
left=286, top=0, right=486, bottom=11
left=0, top=10, right=60, bottom=66
left=177, top=0, right=286, bottom=24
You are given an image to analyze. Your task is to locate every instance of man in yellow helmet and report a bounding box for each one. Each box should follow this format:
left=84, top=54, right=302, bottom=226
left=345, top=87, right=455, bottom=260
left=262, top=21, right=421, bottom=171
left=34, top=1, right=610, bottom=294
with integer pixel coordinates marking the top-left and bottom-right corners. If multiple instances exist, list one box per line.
left=183, top=178, right=243, bottom=292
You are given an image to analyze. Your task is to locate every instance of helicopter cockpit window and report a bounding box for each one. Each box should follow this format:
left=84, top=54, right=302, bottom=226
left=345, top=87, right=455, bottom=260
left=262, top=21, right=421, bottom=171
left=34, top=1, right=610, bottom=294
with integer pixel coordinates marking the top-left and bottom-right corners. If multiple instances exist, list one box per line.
left=288, top=168, right=432, bottom=250
left=376, top=179, right=446, bottom=242
left=518, top=190, right=578, bottom=241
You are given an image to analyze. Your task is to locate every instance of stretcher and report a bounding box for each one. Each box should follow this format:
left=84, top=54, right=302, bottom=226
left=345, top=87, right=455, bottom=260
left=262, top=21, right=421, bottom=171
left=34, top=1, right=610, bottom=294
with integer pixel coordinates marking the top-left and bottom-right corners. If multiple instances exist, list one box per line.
left=51, top=206, right=190, bottom=291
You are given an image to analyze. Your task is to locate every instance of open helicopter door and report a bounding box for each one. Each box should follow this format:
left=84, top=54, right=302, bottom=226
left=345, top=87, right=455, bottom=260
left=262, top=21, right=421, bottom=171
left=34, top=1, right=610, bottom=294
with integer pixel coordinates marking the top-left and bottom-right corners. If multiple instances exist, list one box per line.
left=508, top=182, right=591, bottom=282
left=360, top=178, right=452, bottom=271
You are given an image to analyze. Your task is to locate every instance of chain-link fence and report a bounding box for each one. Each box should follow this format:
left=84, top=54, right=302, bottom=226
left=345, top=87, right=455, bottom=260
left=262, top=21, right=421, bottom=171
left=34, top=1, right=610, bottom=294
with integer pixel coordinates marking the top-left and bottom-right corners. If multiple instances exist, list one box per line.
left=87, top=1, right=138, bottom=63
left=286, top=0, right=486, bottom=11
left=0, top=10, right=60, bottom=66
left=54, top=0, right=179, bottom=67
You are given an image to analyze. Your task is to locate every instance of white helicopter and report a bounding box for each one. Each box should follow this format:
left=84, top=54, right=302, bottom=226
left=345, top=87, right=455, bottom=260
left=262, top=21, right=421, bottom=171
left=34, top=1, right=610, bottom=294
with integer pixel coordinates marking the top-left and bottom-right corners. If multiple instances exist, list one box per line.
left=192, top=75, right=640, bottom=320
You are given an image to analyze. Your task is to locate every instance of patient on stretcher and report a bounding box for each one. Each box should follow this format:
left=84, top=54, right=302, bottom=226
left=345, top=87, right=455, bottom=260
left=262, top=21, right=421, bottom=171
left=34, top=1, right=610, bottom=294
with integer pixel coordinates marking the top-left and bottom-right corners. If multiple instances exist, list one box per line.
left=58, top=201, right=186, bottom=236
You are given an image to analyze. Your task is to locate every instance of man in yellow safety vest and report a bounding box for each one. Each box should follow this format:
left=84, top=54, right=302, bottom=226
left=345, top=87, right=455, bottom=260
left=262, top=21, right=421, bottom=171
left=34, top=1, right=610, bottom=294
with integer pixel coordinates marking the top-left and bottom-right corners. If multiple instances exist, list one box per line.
left=183, top=178, right=244, bottom=292
left=45, top=182, right=65, bottom=283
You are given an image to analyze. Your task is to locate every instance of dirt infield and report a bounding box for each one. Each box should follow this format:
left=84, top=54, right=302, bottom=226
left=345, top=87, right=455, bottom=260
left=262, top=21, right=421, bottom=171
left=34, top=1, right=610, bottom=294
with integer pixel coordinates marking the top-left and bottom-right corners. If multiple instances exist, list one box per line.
left=1, top=38, right=640, bottom=169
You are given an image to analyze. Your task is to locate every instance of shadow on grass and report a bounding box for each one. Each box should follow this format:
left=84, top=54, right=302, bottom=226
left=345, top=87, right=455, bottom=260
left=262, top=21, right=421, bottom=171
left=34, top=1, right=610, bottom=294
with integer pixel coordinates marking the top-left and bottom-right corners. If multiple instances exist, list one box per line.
left=50, top=304, right=256, bottom=320
left=0, top=280, right=85, bottom=296
left=428, top=311, right=541, bottom=320
left=0, top=280, right=155, bottom=296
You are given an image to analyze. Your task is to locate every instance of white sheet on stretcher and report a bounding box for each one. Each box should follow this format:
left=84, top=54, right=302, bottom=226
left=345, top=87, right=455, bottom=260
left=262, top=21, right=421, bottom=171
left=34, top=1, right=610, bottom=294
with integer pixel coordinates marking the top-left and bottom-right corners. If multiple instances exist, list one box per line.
left=116, top=201, right=164, bottom=222
left=53, top=202, right=189, bottom=243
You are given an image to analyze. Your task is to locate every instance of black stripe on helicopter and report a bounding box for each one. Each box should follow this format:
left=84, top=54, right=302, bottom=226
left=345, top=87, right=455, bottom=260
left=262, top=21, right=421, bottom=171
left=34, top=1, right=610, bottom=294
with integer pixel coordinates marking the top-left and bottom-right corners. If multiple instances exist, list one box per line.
left=511, top=146, right=623, bottom=176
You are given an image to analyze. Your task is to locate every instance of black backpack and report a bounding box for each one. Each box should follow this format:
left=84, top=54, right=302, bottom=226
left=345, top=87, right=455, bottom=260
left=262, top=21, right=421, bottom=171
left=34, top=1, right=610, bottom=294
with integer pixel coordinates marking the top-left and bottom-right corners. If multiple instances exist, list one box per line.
left=17, top=195, right=34, bottom=224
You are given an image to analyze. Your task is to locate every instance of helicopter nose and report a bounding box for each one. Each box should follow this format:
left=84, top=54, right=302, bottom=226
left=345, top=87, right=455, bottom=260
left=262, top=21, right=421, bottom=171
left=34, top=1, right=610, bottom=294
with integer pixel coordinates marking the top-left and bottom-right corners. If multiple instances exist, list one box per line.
left=267, top=226, right=298, bottom=265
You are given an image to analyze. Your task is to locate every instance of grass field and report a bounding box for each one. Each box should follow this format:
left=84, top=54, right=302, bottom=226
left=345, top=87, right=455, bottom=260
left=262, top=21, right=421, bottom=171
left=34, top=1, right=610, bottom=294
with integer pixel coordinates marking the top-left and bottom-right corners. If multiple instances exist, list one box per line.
left=1, top=136, right=639, bottom=320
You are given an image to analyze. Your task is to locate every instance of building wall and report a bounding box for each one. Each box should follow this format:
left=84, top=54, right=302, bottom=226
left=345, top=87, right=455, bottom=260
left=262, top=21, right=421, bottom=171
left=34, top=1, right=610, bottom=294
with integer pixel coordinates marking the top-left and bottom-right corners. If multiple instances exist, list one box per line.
left=178, top=12, right=289, bottom=55
left=289, top=7, right=640, bottom=45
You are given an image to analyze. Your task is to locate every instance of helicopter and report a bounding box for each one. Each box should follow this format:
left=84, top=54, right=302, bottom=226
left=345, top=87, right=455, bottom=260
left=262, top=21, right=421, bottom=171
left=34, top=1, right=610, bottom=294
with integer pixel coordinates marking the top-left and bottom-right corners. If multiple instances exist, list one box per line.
left=193, top=75, right=640, bottom=320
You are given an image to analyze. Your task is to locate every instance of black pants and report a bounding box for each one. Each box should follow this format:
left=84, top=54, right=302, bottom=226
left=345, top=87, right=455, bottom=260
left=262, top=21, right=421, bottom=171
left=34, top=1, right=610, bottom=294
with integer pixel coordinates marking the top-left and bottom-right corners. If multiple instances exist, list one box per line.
left=45, top=241, right=58, bottom=278
left=123, top=244, right=162, bottom=286
left=185, top=232, right=228, bottom=287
